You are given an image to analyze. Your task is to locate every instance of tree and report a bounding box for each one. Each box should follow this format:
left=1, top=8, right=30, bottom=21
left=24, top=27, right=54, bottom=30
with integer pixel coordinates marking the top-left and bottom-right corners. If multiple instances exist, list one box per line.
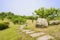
left=0, top=12, right=6, bottom=20
left=34, top=7, right=60, bottom=20
left=35, top=7, right=45, bottom=18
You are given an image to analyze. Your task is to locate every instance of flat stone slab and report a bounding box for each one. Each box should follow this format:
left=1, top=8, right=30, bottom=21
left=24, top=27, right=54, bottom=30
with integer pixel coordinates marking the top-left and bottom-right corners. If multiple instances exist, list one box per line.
left=20, top=25, right=25, bottom=30
left=22, top=30, right=31, bottom=32
left=37, top=35, right=54, bottom=40
left=25, top=31, right=35, bottom=34
left=30, top=32, right=45, bottom=37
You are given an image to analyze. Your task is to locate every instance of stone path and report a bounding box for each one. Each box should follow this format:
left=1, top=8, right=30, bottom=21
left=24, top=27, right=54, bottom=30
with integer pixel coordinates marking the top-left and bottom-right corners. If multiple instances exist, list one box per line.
left=37, top=35, right=54, bottom=40
left=26, top=31, right=35, bottom=34
left=20, top=25, right=54, bottom=40
left=30, top=32, right=45, bottom=37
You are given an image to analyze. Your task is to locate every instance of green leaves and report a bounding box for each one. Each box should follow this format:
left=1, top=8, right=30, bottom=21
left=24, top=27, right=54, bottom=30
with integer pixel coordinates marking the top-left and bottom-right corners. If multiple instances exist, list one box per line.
left=0, top=12, right=27, bottom=24
left=34, top=8, right=60, bottom=20
left=0, top=23, right=9, bottom=30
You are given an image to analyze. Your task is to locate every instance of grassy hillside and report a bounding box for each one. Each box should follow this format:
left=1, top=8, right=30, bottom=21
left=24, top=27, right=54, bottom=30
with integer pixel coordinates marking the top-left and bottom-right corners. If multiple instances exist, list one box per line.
left=0, top=19, right=60, bottom=40
left=0, top=20, right=21, bottom=40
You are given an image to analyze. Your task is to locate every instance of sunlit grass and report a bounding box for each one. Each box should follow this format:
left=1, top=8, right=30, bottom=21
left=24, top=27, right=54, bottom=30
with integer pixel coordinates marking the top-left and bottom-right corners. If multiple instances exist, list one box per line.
left=1, top=19, right=60, bottom=40
left=24, top=20, right=60, bottom=40
left=0, top=20, right=21, bottom=40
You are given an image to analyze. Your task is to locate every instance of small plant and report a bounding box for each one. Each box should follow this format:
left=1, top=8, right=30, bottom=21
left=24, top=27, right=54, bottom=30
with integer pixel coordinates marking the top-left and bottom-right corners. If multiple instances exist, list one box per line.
left=3, top=22, right=10, bottom=25
left=0, top=23, right=9, bottom=30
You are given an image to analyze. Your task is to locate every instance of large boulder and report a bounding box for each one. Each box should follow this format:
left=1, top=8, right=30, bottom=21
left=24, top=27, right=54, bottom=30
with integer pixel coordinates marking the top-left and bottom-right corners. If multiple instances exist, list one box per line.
left=36, top=18, right=48, bottom=28
left=49, top=20, right=60, bottom=25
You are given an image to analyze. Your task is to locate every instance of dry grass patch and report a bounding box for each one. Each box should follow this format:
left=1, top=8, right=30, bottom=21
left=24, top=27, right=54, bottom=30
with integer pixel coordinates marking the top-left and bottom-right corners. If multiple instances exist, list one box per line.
left=24, top=20, right=60, bottom=40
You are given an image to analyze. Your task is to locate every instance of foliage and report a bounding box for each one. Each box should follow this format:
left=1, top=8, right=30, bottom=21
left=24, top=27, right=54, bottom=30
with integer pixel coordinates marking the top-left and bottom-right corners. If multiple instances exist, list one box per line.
left=0, top=21, right=21, bottom=40
left=3, top=22, right=10, bottom=25
left=0, top=12, right=27, bottom=24
left=0, top=12, right=14, bottom=20
left=34, top=7, right=60, bottom=20
left=0, top=23, right=9, bottom=30
left=26, top=16, right=37, bottom=20
left=11, top=15, right=26, bottom=24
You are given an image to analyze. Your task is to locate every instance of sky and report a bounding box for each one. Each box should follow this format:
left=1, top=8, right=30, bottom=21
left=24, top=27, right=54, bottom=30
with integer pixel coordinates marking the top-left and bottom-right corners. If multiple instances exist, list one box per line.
left=0, top=0, right=60, bottom=16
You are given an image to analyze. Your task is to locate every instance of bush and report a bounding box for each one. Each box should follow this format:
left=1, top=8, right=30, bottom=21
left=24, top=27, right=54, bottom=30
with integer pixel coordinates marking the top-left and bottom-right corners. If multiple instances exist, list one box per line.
left=0, top=23, right=9, bottom=30
left=3, top=22, right=10, bottom=25
left=13, top=20, right=19, bottom=24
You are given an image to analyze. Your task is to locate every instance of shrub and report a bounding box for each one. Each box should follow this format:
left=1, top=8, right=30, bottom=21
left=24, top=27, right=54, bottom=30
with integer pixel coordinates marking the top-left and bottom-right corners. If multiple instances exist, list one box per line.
left=3, top=22, right=10, bottom=25
left=0, top=23, right=9, bottom=30
left=12, top=19, right=19, bottom=24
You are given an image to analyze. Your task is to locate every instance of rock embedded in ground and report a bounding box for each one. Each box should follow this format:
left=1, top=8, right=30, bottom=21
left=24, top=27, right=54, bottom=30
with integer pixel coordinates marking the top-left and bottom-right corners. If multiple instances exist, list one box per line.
left=20, top=25, right=25, bottom=30
left=36, top=18, right=48, bottom=28
left=49, top=20, right=60, bottom=25
left=37, top=35, right=54, bottom=40
left=30, top=32, right=45, bottom=37
left=19, top=24, right=55, bottom=40
left=25, top=31, right=35, bottom=34
left=22, top=30, right=31, bottom=32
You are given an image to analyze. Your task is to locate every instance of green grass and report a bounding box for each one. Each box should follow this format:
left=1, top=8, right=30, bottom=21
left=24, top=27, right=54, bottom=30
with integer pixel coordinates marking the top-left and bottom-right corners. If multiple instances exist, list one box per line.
left=1, top=19, right=60, bottom=40
left=54, top=17, right=60, bottom=20
left=0, top=19, right=36, bottom=40
left=0, top=20, right=21, bottom=40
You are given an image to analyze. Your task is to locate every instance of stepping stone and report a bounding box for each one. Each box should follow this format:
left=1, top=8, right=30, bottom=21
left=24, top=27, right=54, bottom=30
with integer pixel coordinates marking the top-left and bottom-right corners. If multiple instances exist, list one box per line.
left=20, top=25, right=24, bottom=30
left=30, top=32, right=45, bottom=37
left=25, top=31, right=35, bottom=34
left=37, top=35, right=54, bottom=40
left=22, top=30, right=31, bottom=32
